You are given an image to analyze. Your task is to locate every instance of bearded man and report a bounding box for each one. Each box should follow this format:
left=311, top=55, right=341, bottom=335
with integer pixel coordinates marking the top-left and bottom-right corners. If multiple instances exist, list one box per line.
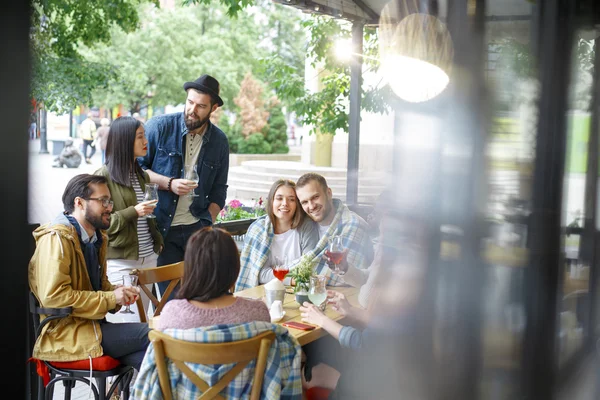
left=29, top=174, right=149, bottom=370
left=139, top=75, right=229, bottom=299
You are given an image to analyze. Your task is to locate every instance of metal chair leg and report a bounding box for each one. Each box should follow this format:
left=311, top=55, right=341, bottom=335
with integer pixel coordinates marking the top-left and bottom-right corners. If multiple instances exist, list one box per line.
left=36, top=376, right=45, bottom=400
left=95, top=377, right=107, bottom=400
left=63, top=378, right=76, bottom=400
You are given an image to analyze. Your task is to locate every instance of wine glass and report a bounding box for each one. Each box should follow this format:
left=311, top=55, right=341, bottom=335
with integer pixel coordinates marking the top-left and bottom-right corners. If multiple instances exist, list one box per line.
left=143, top=183, right=159, bottom=219
left=272, top=255, right=289, bottom=282
left=184, top=165, right=199, bottom=198
left=327, top=235, right=346, bottom=275
left=308, top=275, right=327, bottom=311
left=120, top=274, right=139, bottom=314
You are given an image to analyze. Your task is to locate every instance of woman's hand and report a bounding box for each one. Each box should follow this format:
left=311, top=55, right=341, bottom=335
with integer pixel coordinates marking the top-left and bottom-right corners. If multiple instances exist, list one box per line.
left=327, top=290, right=352, bottom=317
left=299, top=302, right=329, bottom=327
left=134, top=200, right=158, bottom=217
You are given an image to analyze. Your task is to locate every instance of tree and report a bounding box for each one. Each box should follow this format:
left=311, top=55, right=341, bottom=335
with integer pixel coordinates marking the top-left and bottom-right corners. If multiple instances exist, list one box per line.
left=264, top=103, right=289, bottom=154
left=261, top=15, right=392, bottom=136
left=30, top=0, right=156, bottom=113
left=238, top=133, right=272, bottom=154
left=85, top=2, right=281, bottom=113
left=233, top=73, right=270, bottom=137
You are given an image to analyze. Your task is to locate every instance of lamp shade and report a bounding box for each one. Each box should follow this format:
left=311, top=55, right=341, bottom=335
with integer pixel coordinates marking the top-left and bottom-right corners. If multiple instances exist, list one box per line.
left=379, top=3, right=454, bottom=103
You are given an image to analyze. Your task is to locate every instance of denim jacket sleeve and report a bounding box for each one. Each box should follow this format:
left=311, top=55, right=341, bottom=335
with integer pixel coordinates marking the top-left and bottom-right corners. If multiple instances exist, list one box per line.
left=208, top=136, right=229, bottom=209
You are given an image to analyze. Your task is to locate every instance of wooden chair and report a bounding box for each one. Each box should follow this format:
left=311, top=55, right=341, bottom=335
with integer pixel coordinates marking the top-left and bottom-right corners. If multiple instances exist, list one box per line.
left=149, top=329, right=276, bottom=400
left=131, top=261, right=184, bottom=323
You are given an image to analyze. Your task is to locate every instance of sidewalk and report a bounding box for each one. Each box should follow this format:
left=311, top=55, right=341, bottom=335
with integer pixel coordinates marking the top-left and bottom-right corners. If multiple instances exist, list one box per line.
left=28, top=138, right=104, bottom=225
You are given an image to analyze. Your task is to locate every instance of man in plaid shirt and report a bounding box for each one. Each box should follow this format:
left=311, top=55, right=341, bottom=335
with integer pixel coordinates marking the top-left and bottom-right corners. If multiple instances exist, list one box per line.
left=295, top=173, right=373, bottom=282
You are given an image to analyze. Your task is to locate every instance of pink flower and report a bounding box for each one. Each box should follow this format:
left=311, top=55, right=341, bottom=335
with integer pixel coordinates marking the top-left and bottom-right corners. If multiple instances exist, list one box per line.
left=220, top=209, right=226, bottom=217
left=228, top=199, right=242, bottom=209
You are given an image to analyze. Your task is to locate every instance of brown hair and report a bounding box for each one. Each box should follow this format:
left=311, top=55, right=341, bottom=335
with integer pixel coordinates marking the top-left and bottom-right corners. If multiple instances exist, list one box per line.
left=296, top=172, right=329, bottom=193
left=62, top=174, right=108, bottom=214
left=176, top=227, right=240, bottom=302
left=266, top=179, right=305, bottom=230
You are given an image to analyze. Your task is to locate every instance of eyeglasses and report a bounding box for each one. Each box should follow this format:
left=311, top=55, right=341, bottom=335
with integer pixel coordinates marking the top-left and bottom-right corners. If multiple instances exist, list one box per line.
left=85, top=197, right=114, bottom=208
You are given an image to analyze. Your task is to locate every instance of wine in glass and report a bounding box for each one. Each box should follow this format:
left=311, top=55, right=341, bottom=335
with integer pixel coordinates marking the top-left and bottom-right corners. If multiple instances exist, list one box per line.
left=120, top=274, right=139, bottom=314
left=143, top=183, right=159, bottom=219
left=327, top=235, right=346, bottom=275
left=272, top=255, right=289, bottom=282
left=309, top=275, right=327, bottom=311
left=184, top=165, right=199, bottom=198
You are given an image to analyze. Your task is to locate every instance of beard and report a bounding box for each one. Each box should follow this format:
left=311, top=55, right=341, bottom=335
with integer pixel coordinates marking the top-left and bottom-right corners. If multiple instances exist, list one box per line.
left=184, top=111, right=211, bottom=131
left=85, top=208, right=110, bottom=230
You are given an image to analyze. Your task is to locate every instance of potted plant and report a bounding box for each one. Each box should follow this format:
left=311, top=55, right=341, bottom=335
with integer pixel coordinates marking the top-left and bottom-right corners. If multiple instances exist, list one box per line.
left=287, top=254, right=317, bottom=305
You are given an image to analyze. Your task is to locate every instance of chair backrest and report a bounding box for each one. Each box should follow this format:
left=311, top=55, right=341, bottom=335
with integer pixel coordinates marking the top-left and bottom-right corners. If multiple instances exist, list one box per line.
left=131, top=261, right=184, bottom=322
left=28, top=291, right=72, bottom=341
left=149, top=329, right=276, bottom=400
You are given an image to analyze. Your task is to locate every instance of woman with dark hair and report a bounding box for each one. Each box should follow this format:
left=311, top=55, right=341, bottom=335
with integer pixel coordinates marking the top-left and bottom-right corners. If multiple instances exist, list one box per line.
left=95, top=116, right=163, bottom=322
left=235, top=179, right=319, bottom=291
left=157, top=227, right=270, bottom=329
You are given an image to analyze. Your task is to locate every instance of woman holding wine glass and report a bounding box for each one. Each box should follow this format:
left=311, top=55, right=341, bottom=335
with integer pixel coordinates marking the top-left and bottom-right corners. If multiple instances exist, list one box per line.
left=235, top=179, right=319, bottom=291
left=95, top=116, right=163, bottom=323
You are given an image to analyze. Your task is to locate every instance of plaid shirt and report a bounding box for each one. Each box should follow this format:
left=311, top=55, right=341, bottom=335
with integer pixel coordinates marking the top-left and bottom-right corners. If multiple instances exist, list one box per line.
left=132, top=322, right=302, bottom=400
left=235, top=199, right=372, bottom=291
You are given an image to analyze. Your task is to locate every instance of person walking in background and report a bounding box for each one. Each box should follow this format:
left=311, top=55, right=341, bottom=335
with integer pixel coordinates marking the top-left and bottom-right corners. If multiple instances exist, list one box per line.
left=96, top=118, right=110, bottom=164
left=139, top=74, right=230, bottom=300
left=94, top=116, right=163, bottom=323
left=79, top=112, right=97, bottom=164
left=29, top=120, right=37, bottom=140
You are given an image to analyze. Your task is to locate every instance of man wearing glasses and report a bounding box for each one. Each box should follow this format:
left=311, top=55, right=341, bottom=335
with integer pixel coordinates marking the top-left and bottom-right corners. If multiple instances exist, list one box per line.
left=29, top=174, right=150, bottom=372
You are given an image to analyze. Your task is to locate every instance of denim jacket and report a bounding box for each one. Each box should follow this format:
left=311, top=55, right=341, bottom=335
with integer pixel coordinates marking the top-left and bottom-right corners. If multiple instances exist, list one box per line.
left=138, top=112, right=229, bottom=237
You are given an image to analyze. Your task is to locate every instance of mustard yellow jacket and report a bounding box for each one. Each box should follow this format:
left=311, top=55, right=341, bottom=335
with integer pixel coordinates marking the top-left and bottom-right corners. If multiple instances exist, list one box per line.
left=28, top=214, right=118, bottom=361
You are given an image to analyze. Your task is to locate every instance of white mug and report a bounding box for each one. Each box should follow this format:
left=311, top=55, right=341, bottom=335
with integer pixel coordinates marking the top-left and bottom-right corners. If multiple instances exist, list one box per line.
left=270, top=300, right=283, bottom=317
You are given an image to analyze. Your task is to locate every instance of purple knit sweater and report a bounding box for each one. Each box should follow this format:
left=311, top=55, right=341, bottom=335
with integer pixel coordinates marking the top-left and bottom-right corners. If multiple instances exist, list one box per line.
left=157, top=297, right=271, bottom=330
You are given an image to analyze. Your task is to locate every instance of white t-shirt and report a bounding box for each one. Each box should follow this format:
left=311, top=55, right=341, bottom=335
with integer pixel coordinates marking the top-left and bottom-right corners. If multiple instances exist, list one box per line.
left=259, top=228, right=301, bottom=285
left=172, top=131, right=203, bottom=226
left=318, top=223, right=330, bottom=239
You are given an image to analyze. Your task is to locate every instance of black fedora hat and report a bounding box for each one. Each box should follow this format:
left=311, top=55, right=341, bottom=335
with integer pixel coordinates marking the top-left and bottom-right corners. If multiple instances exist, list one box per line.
left=183, top=74, right=224, bottom=107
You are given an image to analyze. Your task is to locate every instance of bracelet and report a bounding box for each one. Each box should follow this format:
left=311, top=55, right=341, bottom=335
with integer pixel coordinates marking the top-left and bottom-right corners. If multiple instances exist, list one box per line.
left=167, top=177, right=175, bottom=193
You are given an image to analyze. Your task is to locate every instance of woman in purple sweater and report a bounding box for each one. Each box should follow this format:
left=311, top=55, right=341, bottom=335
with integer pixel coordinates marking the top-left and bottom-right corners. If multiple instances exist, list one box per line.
left=157, top=227, right=270, bottom=330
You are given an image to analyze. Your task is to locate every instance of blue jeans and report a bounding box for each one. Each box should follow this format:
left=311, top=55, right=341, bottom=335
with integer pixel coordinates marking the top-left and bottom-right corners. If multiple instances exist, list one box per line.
left=100, top=321, right=150, bottom=371
left=157, top=219, right=212, bottom=300
left=82, top=139, right=96, bottom=160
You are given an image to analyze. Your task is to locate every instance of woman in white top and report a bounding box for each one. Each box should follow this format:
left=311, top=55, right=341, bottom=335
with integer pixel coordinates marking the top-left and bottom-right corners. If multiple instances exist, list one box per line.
left=235, top=179, right=319, bottom=291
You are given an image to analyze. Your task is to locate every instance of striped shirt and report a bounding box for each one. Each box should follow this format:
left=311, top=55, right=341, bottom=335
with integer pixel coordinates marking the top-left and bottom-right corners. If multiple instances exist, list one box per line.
left=131, top=171, right=155, bottom=258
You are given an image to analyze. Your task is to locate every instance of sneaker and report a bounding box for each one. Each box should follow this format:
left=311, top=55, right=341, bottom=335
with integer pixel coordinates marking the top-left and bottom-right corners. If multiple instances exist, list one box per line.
left=85, top=158, right=92, bottom=164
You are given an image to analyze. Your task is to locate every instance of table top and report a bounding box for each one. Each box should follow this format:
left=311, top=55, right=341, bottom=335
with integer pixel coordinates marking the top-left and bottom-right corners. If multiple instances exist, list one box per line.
left=149, top=284, right=361, bottom=346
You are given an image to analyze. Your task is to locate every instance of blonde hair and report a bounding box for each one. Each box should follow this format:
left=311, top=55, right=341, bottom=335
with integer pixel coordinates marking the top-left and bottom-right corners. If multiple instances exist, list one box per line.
left=100, top=118, right=110, bottom=126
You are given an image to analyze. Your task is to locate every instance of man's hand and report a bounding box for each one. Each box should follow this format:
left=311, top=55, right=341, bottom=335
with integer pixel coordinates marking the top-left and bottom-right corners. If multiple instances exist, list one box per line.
left=170, top=179, right=197, bottom=196
left=323, top=248, right=349, bottom=275
left=134, top=200, right=158, bottom=217
left=114, top=286, right=140, bottom=306
left=208, top=203, right=221, bottom=223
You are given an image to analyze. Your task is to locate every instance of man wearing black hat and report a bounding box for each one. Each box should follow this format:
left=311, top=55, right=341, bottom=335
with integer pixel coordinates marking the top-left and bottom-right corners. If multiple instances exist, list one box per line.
left=139, top=74, right=229, bottom=298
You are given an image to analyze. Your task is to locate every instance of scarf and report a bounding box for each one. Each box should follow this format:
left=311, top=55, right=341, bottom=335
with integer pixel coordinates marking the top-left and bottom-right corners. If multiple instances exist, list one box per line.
left=65, top=214, right=103, bottom=291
